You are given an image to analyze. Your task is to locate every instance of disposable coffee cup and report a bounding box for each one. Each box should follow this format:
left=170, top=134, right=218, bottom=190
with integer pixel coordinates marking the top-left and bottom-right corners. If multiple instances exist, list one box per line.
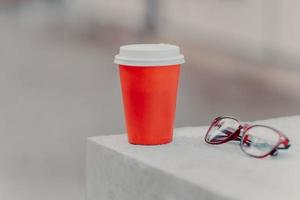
left=115, top=44, right=185, bottom=145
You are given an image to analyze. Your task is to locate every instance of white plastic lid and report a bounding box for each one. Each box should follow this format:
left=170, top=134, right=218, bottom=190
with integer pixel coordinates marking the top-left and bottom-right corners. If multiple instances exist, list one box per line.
left=114, top=44, right=185, bottom=66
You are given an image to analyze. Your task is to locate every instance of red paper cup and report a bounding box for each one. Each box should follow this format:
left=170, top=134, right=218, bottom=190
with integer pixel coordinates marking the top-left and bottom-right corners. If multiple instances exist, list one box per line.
left=115, top=44, right=185, bottom=145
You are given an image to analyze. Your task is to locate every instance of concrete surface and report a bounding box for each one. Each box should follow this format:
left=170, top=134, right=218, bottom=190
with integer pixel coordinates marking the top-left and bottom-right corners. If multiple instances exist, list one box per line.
left=87, top=115, right=299, bottom=200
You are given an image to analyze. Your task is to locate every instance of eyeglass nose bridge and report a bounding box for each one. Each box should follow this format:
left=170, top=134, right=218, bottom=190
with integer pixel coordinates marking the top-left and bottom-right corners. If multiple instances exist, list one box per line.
left=238, top=124, right=252, bottom=137
left=229, top=125, right=243, bottom=141
left=278, top=136, right=291, bottom=149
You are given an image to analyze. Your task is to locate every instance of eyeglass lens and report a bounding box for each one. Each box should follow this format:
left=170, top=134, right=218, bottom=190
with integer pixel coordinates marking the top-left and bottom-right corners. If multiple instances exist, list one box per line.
left=206, top=117, right=240, bottom=143
left=241, top=126, right=280, bottom=157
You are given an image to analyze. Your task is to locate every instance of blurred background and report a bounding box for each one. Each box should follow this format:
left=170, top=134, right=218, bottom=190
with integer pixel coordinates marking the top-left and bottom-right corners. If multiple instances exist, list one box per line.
left=0, top=0, right=299, bottom=200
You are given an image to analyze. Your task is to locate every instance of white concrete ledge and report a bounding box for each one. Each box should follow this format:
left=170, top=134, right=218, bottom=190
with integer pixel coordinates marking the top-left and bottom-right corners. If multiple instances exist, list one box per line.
left=86, top=116, right=300, bottom=200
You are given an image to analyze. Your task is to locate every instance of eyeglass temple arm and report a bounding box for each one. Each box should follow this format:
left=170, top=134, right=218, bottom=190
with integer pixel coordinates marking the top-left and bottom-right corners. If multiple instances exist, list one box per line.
left=277, top=137, right=291, bottom=150
left=263, top=135, right=290, bottom=156
left=277, top=144, right=291, bottom=149
left=270, top=140, right=290, bottom=156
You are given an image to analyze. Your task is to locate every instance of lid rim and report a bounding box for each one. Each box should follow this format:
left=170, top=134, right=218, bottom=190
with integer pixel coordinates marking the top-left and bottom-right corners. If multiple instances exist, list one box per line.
left=115, top=43, right=185, bottom=66
left=114, top=54, right=184, bottom=61
left=114, top=60, right=185, bottom=66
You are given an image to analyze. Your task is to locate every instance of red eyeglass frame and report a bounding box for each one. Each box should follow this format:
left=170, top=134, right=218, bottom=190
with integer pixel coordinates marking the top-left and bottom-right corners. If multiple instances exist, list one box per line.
left=205, top=116, right=291, bottom=158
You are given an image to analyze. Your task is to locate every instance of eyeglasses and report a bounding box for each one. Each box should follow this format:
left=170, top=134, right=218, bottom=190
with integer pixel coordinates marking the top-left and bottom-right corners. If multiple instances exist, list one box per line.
left=205, top=116, right=291, bottom=158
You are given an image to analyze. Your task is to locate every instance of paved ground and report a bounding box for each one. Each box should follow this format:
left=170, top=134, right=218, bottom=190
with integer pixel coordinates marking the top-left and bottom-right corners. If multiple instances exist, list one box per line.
left=0, top=14, right=299, bottom=200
